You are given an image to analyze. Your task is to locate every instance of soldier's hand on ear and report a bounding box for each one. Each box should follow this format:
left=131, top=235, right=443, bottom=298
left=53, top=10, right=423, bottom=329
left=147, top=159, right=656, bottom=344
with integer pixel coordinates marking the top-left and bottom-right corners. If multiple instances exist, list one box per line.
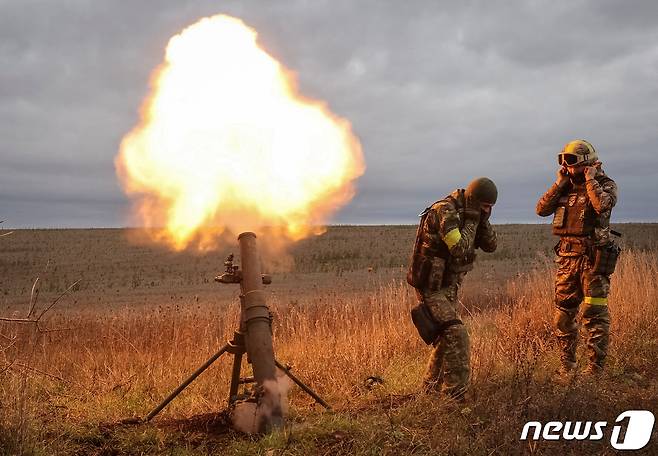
left=463, top=209, right=480, bottom=223
left=584, top=161, right=601, bottom=181
left=480, top=205, right=492, bottom=222
left=556, top=166, right=569, bottom=187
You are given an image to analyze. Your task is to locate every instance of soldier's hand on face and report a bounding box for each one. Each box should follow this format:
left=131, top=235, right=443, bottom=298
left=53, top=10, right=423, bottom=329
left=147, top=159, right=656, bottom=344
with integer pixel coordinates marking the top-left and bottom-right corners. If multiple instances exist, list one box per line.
left=464, top=196, right=482, bottom=222
left=556, top=166, right=569, bottom=186
left=480, top=203, right=492, bottom=222
left=463, top=208, right=481, bottom=223
left=584, top=161, right=601, bottom=181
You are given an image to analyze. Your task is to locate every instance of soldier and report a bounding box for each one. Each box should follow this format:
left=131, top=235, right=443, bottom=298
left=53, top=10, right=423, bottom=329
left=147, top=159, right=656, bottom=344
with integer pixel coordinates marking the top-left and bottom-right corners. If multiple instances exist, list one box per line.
left=408, top=177, right=498, bottom=399
left=536, top=140, right=619, bottom=376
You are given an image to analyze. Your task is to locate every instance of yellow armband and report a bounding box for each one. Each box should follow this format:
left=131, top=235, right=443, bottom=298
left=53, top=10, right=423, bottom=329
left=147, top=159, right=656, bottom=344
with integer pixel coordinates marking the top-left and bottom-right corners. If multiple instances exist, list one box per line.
left=443, top=228, right=462, bottom=249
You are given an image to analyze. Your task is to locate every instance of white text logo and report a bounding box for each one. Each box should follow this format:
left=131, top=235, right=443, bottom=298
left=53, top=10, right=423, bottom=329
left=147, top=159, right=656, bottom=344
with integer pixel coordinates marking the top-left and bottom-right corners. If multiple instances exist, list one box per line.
left=520, top=410, right=655, bottom=450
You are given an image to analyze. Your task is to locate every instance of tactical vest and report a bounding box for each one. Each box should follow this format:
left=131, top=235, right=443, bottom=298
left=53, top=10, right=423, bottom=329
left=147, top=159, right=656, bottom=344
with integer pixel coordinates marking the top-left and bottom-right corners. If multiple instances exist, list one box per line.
left=418, top=191, right=465, bottom=259
left=552, top=176, right=611, bottom=236
left=407, top=191, right=465, bottom=288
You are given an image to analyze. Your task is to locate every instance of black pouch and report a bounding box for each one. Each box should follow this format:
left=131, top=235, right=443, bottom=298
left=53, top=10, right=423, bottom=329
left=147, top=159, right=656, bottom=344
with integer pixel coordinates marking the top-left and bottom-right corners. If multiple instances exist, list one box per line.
left=407, top=253, right=432, bottom=288
left=591, top=242, right=621, bottom=275
left=410, top=302, right=440, bottom=345
left=553, top=206, right=566, bottom=228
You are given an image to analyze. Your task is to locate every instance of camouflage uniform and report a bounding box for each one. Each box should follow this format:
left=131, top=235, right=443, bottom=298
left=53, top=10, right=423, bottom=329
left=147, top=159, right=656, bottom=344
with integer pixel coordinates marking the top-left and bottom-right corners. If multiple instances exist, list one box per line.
left=416, top=190, right=497, bottom=398
left=536, top=169, right=618, bottom=371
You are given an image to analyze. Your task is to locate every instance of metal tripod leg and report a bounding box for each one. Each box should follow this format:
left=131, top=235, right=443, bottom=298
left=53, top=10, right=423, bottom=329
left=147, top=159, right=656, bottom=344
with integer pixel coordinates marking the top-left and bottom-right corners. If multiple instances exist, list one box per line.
left=228, top=331, right=246, bottom=405
left=144, top=343, right=231, bottom=422
left=141, top=333, right=330, bottom=423
left=144, top=330, right=247, bottom=422
left=275, top=359, right=331, bottom=410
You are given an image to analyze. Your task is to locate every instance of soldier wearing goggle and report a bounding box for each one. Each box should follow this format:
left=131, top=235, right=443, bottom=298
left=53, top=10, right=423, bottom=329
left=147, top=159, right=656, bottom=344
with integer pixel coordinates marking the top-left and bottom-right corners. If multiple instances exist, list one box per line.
left=536, top=140, right=619, bottom=378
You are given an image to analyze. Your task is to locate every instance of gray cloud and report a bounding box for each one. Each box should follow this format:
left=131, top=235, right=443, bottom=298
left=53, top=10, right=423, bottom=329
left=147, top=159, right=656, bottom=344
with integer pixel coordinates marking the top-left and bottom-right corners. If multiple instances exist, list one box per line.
left=1, top=0, right=657, bottom=228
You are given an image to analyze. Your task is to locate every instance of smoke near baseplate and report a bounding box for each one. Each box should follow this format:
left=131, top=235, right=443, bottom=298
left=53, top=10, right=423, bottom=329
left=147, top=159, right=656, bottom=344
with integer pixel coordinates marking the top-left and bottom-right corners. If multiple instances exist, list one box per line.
left=230, top=369, right=292, bottom=434
left=115, top=14, right=364, bottom=252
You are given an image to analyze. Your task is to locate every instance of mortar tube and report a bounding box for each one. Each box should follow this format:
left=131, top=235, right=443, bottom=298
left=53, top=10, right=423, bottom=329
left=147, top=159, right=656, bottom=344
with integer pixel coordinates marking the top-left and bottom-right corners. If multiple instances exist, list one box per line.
left=237, top=232, right=283, bottom=431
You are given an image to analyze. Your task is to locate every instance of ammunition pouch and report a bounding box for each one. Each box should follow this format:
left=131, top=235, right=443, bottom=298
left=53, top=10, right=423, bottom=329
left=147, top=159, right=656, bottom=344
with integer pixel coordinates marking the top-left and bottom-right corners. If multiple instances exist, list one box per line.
left=411, top=302, right=439, bottom=345
left=591, top=242, right=621, bottom=275
left=552, top=206, right=566, bottom=229
left=410, top=302, right=463, bottom=345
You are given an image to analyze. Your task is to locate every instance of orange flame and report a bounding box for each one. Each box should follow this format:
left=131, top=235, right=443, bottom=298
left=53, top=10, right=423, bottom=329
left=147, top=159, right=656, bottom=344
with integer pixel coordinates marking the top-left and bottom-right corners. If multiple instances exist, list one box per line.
left=116, top=15, right=364, bottom=251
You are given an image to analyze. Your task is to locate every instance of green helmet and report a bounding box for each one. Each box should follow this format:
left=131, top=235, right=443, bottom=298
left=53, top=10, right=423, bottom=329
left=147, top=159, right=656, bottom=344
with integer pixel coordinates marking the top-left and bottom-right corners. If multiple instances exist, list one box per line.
left=465, top=177, right=498, bottom=205
left=558, top=139, right=598, bottom=167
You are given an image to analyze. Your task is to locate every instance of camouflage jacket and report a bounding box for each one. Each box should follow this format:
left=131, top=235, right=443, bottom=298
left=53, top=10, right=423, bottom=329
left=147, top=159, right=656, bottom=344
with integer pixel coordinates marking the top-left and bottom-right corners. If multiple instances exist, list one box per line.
left=536, top=169, right=618, bottom=245
left=420, top=189, right=497, bottom=262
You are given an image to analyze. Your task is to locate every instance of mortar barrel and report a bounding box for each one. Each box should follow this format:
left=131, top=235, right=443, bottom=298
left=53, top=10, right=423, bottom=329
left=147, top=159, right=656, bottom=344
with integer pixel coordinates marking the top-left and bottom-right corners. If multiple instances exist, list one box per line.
left=237, top=232, right=283, bottom=430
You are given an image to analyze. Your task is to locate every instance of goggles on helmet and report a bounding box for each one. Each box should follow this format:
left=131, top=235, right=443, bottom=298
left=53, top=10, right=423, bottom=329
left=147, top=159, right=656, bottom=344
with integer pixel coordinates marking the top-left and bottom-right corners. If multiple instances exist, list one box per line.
left=558, top=153, right=585, bottom=166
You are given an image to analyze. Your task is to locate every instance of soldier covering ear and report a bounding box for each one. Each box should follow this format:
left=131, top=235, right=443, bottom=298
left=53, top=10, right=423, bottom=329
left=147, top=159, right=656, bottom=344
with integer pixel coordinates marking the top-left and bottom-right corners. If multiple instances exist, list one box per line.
left=407, top=177, right=498, bottom=399
left=537, top=140, right=619, bottom=377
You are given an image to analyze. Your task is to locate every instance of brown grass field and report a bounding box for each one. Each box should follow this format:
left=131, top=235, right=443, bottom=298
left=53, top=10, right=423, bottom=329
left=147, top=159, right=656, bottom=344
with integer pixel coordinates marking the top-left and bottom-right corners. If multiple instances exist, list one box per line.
left=1, top=224, right=657, bottom=455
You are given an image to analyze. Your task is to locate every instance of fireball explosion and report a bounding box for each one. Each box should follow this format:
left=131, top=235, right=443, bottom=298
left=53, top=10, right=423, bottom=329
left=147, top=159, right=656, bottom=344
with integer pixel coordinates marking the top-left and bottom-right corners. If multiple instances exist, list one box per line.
left=116, top=14, right=364, bottom=250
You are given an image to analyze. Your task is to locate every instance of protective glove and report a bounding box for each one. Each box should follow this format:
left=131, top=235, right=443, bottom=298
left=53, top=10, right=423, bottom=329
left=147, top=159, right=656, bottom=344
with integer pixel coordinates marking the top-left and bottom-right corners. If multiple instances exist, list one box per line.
left=480, top=206, right=491, bottom=223
left=463, top=195, right=481, bottom=223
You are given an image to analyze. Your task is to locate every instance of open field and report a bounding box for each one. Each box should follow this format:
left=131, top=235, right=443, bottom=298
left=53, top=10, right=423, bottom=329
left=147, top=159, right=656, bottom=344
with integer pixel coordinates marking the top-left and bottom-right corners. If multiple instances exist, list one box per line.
left=1, top=224, right=657, bottom=455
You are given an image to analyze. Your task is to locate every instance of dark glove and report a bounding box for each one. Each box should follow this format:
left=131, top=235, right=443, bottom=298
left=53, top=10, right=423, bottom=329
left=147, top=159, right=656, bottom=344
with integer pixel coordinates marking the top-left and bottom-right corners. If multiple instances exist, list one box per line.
left=463, top=208, right=481, bottom=223
left=480, top=208, right=491, bottom=224
left=464, top=195, right=481, bottom=223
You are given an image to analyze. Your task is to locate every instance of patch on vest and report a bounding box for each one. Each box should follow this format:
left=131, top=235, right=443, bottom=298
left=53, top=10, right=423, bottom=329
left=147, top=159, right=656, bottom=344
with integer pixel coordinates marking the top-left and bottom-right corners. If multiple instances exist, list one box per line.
left=568, top=195, right=577, bottom=206
left=553, top=206, right=566, bottom=228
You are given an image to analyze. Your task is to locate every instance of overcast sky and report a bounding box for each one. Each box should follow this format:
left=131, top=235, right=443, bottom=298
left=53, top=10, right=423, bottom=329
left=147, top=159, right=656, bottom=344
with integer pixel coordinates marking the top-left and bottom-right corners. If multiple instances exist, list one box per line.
left=1, top=0, right=657, bottom=228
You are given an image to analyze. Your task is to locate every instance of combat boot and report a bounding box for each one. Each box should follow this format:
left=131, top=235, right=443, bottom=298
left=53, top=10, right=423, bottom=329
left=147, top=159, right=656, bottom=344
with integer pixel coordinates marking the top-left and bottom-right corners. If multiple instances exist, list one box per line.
left=421, top=378, right=442, bottom=394
left=554, top=361, right=577, bottom=384
left=443, top=386, right=467, bottom=403
left=581, top=363, right=603, bottom=376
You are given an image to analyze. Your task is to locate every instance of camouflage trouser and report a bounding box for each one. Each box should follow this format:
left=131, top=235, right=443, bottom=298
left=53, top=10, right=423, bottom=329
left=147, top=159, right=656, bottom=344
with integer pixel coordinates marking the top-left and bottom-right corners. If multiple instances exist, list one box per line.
left=419, top=266, right=469, bottom=399
left=554, top=254, right=611, bottom=369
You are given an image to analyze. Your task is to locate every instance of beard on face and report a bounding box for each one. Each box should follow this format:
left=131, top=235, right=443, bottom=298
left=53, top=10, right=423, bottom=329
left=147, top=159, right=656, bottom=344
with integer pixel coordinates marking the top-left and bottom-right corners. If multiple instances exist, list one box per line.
left=568, top=167, right=586, bottom=184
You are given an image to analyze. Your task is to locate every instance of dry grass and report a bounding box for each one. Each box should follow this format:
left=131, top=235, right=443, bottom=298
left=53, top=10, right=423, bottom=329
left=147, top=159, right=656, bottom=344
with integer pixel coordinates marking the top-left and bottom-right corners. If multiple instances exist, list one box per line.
left=0, top=226, right=657, bottom=454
